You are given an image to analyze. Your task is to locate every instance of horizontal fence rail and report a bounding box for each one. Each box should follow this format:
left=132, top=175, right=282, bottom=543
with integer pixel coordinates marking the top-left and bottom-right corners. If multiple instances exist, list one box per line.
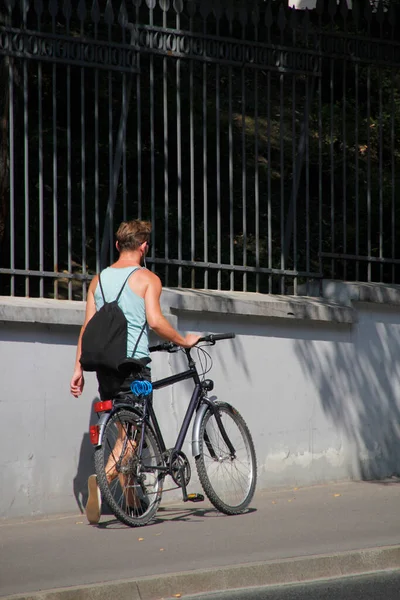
left=0, top=0, right=399, bottom=299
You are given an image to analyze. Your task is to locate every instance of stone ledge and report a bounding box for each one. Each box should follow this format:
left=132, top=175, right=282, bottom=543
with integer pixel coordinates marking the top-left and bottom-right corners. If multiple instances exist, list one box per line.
left=0, top=289, right=356, bottom=326
left=301, top=280, right=400, bottom=307
left=161, top=288, right=356, bottom=323
left=0, top=296, right=85, bottom=326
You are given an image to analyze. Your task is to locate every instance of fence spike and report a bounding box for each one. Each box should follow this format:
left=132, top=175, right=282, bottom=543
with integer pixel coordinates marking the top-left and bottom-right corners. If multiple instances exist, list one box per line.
left=49, top=0, right=58, bottom=18
left=5, top=0, right=16, bottom=14
left=278, top=3, right=286, bottom=31
left=62, top=0, right=71, bottom=20
left=118, top=0, right=128, bottom=26
left=213, top=0, right=223, bottom=21
left=104, top=0, right=114, bottom=24
left=265, top=1, right=273, bottom=27
left=77, top=0, right=86, bottom=22
left=91, top=0, right=100, bottom=24
left=34, top=0, right=44, bottom=17
left=251, top=5, right=260, bottom=27
left=340, top=0, right=348, bottom=22
left=376, top=0, right=385, bottom=25
left=315, top=0, right=324, bottom=16
left=388, top=2, right=396, bottom=27
left=199, top=0, right=212, bottom=20
left=238, top=2, right=248, bottom=26
left=186, top=0, right=196, bottom=17
left=364, top=0, right=372, bottom=24
left=352, top=0, right=360, bottom=27
left=159, top=0, right=170, bottom=12
left=173, top=0, right=183, bottom=14
left=328, top=0, right=336, bottom=19
left=20, top=0, right=29, bottom=22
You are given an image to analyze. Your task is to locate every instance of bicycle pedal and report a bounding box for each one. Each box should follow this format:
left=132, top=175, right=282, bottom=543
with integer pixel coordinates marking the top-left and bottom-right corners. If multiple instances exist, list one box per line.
left=186, top=493, right=205, bottom=503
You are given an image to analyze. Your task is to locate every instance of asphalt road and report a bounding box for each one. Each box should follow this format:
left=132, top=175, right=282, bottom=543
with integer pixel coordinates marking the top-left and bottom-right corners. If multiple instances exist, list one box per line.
left=182, top=570, right=400, bottom=600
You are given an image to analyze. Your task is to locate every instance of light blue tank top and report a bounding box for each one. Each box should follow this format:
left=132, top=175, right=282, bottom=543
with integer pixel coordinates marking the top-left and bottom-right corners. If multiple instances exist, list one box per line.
left=94, top=266, right=150, bottom=364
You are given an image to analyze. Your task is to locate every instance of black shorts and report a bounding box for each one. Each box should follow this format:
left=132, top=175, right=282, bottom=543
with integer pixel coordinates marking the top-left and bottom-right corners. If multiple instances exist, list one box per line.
left=96, top=365, right=151, bottom=402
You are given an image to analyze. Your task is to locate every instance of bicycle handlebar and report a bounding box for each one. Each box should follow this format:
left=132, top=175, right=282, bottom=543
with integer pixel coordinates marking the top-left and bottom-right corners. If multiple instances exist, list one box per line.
left=149, top=332, right=235, bottom=353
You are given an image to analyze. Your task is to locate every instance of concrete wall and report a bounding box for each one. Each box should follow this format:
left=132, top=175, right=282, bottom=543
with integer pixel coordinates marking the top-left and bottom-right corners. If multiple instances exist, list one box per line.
left=1, top=282, right=400, bottom=519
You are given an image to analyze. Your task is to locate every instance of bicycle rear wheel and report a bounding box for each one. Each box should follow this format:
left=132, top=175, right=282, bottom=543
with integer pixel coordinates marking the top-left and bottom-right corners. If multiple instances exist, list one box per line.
left=94, top=409, right=163, bottom=527
left=195, top=402, right=257, bottom=515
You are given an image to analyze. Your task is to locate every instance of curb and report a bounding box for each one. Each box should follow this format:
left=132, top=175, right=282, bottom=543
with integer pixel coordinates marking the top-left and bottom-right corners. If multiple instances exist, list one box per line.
left=3, top=545, right=400, bottom=600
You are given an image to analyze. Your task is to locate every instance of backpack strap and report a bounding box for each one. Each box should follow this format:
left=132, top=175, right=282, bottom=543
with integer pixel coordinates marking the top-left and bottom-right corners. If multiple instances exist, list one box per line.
left=98, top=272, right=106, bottom=303
left=115, top=267, right=140, bottom=303
left=131, top=321, right=147, bottom=358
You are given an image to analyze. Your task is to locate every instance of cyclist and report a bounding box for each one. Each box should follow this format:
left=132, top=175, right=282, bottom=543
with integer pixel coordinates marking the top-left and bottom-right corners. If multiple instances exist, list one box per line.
left=70, top=219, right=200, bottom=524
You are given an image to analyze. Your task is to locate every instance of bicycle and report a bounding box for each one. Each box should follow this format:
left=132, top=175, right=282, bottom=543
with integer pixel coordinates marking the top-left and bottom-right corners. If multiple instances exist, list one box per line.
left=89, top=333, right=257, bottom=527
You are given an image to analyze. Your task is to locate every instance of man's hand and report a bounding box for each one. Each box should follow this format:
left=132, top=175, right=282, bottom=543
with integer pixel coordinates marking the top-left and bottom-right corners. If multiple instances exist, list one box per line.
left=180, top=333, right=202, bottom=348
left=70, top=366, right=85, bottom=397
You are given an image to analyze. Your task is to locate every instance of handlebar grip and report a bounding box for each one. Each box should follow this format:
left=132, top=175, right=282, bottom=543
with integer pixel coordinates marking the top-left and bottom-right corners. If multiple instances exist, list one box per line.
left=149, top=341, right=177, bottom=353
left=209, top=333, right=235, bottom=341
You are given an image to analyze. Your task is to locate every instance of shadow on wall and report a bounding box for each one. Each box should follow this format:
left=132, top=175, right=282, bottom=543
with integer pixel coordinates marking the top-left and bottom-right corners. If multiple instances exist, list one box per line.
left=73, top=397, right=99, bottom=512
left=293, top=308, right=400, bottom=480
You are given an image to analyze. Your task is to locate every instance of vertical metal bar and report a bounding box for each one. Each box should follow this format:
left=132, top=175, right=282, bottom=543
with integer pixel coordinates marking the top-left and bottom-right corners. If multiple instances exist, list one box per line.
left=342, top=60, right=347, bottom=281
left=81, top=21, right=86, bottom=300
left=136, top=6, right=142, bottom=219
left=66, top=27, right=72, bottom=299
left=241, top=33, right=247, bottom=292
left=176, top=11, right=182, bottom=287
left=203, top=18, right=208, bottom=289
left=216, top=17, right=221, bottom=290
left=318, top=63, right=322, bottom=290
left=149, top=6, right=155, bottom=270
left=38, top=57, right=44, bottom=297
left=280, top=71, right=284, bottom=294
left=291, top=73, right=296, bottom=294
left=228, top=23, right=234, bottom=291
left=391, top=68, right=395, bottom=283
left=305, top=76, right=310, bottom=288
left=122, top=72, right=127, bottom=221
left=355, top=63, right=359, bottom=282
left=189, top=15, right=195, bottom=288
left=329, top=59, right=334, bottom=281
left=23, top=58, right=29, bottom=297
left=163, top=8, right=169, bottom=286
left=94, top=20, right=100, bottom=273
left=254, top=56, right=259, bottom=293
left=378, top=68, right=383, bottom=282
left=267, top=70, right=272, bottom=294
left=107, top=25, right=114, bottom=264
left=367, top=66, right=371, bottom=282
left=52, top=47, right=58, bottom=298
left=8, top=55, right=15, bottom=296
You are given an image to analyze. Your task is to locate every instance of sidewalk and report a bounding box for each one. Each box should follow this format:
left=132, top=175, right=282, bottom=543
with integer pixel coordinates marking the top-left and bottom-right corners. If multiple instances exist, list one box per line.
left=1, top=481, right=400, bottom=600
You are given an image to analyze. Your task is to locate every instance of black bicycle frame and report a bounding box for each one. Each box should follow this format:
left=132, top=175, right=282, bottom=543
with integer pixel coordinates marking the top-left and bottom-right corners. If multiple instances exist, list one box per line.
left=136, top=349, right=236, bottom=477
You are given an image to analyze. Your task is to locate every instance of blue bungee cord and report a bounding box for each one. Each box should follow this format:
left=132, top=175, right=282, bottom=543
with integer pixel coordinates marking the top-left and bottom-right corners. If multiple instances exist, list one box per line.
left=130, top=379, right=153, bottom=397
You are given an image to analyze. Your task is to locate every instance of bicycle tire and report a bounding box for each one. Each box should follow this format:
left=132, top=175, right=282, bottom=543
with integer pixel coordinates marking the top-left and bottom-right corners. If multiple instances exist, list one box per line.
left=94, top=409, right=164, bottom=527
left=195, top=402, right=257, bottom=515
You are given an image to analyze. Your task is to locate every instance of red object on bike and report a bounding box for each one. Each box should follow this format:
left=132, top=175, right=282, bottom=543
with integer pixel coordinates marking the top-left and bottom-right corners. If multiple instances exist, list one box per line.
left=89, top=425, right=100, bottom=445
left=94, top=400, right=113, bottom=413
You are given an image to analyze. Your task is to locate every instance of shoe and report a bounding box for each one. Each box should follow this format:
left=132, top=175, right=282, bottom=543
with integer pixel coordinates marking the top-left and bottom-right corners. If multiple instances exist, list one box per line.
left=85, top=474, right=102, bottom=524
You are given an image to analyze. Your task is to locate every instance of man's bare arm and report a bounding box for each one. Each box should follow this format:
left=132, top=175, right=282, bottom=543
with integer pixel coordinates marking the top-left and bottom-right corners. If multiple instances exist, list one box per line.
left=70, top=277, right=97, bottom=397
left=144, top=273, right=200, bottom=348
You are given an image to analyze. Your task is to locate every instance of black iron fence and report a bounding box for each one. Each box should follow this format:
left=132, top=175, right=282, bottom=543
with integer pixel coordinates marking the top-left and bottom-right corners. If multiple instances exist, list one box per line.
left=1, top=0, right=400, bottom=299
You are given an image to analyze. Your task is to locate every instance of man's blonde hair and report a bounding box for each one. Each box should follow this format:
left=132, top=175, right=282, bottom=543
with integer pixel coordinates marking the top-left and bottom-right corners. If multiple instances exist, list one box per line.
left=116, top=220, right=152, bottom=252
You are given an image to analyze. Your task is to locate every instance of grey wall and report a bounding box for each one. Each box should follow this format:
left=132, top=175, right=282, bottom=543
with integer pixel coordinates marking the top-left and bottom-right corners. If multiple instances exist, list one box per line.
left=1, top=285, right=400, bottom=519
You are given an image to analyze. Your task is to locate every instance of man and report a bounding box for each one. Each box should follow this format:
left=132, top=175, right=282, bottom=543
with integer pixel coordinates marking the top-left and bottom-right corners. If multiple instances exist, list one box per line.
left=70, top=219, right=200, bottom=524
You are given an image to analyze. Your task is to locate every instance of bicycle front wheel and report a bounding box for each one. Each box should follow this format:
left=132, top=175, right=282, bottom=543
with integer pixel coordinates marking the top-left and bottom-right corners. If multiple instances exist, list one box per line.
left=195, top=402, right=257, bottom=515
left=94, top=409, right=164, bottom=527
